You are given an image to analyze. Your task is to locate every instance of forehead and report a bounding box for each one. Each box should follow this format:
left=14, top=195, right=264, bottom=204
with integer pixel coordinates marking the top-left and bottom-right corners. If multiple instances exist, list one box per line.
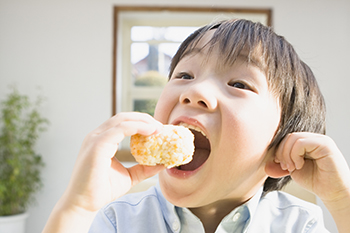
left=181, top=28, right=266, bottom=74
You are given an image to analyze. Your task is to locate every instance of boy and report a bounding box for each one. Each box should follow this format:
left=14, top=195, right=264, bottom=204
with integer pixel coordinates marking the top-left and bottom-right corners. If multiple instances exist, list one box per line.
left=43, top=19, right=350, bottom=232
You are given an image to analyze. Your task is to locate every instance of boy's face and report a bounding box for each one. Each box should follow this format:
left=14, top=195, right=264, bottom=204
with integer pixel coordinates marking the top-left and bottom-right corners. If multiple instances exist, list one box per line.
left=154, top=31, right=281, bottom=208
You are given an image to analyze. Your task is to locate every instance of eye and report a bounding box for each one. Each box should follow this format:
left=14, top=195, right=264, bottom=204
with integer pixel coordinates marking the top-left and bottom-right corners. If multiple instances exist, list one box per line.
left=228, top=81, right=249, bottom=89
left=175, top=73, right=193, bottom=80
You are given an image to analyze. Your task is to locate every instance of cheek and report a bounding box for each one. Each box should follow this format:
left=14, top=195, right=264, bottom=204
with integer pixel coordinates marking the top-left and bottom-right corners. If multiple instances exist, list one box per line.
left=154, top=99, right=167, bottom=123
left=219, top=100, right=280, bottom=159
left=246, top=110, right=280, bottom=150
left=154, top=87, right=177, bottom=124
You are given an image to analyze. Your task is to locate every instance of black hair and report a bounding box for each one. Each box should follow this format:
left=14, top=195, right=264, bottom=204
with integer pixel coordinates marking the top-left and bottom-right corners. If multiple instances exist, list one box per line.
left=169, top=19, right=326, bottom=193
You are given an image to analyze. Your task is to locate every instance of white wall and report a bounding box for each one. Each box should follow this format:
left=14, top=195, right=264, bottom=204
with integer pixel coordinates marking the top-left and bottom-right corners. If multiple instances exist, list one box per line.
left=0, top=0, right=349, bottom=232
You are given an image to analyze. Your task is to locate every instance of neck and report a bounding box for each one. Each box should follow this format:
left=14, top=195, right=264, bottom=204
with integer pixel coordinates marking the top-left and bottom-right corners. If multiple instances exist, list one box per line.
left=189, top=198, right=248, bottom=233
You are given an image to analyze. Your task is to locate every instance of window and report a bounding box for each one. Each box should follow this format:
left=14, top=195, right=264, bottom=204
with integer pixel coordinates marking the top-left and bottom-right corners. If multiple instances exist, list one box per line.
left=113, top=6, right=272, bottom=157
left=122, top=24, right=199, bottom=116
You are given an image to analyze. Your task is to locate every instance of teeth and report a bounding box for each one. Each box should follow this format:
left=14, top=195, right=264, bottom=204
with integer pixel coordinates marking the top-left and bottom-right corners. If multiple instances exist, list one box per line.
left=179, top=122, right=207, bottom=138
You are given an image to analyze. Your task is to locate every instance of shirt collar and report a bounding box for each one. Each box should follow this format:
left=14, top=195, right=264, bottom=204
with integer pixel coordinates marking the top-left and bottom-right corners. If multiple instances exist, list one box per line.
left=219, top=187, right=263, bottom=232
left=155, top=183, right=264, bottom=233
left=244, top=186, right=263, bottom=225
left=155, top=183, right=182, bottom=232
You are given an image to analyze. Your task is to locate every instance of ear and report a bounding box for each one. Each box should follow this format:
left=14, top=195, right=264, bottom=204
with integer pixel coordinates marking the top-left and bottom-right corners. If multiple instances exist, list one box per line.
left=265, top=159, right=290, bottom=178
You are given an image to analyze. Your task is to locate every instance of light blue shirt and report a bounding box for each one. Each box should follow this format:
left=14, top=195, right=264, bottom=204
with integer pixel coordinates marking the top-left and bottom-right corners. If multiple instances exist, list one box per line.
left=88, top=184, right=329, bottom=233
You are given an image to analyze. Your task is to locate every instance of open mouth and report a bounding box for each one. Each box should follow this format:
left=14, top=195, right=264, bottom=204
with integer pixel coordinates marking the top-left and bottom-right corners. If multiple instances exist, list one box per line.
left=176, top=123, right=211, bottom=171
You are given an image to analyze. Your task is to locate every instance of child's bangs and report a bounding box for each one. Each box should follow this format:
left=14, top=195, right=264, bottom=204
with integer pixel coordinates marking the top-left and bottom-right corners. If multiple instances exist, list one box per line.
left=209, top=20, right=267, bottom=72
left=177, top=19, right=268, bottom=74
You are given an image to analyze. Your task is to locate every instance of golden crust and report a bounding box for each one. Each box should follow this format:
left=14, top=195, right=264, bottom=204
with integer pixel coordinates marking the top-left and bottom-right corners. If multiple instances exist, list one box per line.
left=130, top=125, right=194, bottom=168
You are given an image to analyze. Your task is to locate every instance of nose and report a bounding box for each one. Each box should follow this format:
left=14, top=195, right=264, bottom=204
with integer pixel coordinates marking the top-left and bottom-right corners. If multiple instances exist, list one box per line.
left=179, top=81, right=218, bottom=111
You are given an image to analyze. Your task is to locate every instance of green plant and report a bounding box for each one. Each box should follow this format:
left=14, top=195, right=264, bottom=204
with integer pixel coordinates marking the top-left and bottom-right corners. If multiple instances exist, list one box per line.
left=0, top=88, right=48, bottom=216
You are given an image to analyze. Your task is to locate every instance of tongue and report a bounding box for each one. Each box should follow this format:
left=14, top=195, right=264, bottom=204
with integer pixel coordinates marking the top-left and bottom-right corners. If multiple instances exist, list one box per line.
left=177, top=129, right=210, bottom=171
left=178, top=148, right=209, bottom=171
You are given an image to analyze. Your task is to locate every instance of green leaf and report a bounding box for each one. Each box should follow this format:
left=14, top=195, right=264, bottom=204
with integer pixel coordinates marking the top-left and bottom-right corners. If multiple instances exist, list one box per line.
left=0, top=87, right=48, bottom=216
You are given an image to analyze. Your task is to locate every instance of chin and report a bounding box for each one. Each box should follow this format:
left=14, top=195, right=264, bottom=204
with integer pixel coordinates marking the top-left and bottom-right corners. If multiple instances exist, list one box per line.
left=158, top=172, right=209, bottom=208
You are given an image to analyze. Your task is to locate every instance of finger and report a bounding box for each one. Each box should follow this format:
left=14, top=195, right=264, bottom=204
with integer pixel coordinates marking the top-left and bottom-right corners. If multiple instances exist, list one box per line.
left=275, top=133, right=289, bottom=164
left=83, top=121, right=163, bottom=161
left=128, top=164, right=166, bottom=187
left=276, top=133, right=296, bottom=172
left=289, top=137, right=310, bottom=170
left=289, top=133, right=334, bottom=170
left=265, top=158, right=290, bottom=178
left=98, top=121, right=162, bottom=146
left=94, top=112, right=163, bottom=134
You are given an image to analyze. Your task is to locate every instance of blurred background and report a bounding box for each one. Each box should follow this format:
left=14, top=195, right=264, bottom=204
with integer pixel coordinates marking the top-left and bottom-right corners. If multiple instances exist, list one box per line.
left=0, top=0, right=349, bottom=232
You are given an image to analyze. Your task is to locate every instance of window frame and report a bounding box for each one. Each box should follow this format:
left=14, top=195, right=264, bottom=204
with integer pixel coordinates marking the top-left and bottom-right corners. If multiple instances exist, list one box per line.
left=112, top=6, right=272, bottom=161
left=112, top=6, right=272, bottom=115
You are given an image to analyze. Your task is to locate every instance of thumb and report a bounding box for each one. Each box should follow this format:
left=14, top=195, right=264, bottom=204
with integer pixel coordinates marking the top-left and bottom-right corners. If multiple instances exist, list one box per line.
left=265, top=159, right=290, bottom=178
left=128, top=164, right=165, bottom=187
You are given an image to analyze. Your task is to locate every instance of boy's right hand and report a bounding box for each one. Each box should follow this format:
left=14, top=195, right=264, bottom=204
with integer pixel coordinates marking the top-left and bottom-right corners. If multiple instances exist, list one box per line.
left=62, top=112, right=165, bottom=213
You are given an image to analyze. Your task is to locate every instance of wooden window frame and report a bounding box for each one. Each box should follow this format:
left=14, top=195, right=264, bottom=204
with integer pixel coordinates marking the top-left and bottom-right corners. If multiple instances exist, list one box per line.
left=112, top=6, right=272, bottom=161
left=112, top=6, right=272, bottom=115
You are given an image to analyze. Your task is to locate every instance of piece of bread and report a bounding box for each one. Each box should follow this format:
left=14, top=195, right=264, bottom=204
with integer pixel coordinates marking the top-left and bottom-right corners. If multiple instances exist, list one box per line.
left=130, top=125, right=194, bottom=168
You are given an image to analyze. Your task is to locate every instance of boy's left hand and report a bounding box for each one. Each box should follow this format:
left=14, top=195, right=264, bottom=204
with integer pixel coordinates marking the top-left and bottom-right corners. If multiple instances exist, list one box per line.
left=269, top=132, right=350, bottom=203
